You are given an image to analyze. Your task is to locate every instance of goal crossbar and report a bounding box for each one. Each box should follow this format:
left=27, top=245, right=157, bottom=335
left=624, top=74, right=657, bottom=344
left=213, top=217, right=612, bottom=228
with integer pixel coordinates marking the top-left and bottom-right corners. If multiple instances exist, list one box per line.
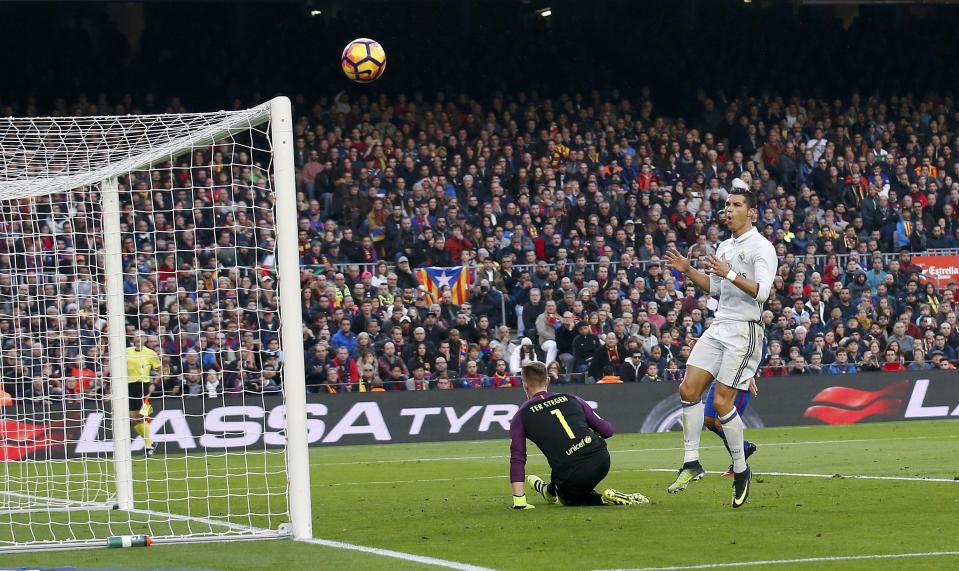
left=0, top=101, right=272, bottom=198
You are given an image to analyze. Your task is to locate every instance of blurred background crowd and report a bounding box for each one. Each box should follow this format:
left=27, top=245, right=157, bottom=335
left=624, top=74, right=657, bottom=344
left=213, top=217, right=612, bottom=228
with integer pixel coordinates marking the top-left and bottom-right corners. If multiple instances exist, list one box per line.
left=1, top=1, right=958, bottom=398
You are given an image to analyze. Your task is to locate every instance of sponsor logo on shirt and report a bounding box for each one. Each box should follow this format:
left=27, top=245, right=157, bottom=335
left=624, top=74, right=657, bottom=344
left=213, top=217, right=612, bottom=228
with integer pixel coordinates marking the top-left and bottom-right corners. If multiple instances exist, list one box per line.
left=566, top=434, right=592, bottom=456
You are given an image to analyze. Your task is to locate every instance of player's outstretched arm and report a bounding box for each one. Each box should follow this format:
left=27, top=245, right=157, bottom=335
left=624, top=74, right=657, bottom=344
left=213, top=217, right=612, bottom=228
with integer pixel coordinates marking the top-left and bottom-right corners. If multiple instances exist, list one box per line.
left=508, top=412, right=534, bottom=509
left=509, top=413, right=527, bottom=483
left=511, top=479, right=535, bottom=509
left=665, top=247, right=714, bottom=294
left=511, top=481, right=534, bottom=509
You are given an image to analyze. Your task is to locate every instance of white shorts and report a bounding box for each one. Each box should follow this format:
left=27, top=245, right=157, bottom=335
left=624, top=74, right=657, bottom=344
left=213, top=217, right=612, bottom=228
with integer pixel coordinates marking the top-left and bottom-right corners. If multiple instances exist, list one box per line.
left=686, top=320, right=765, bottom=390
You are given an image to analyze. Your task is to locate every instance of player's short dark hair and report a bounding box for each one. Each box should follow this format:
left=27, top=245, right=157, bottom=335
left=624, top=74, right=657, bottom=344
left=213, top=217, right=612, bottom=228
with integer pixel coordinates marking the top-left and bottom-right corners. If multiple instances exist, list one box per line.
left=730, top=187, right=756, bottom=209
left=521, top=361, right=548, bottom=386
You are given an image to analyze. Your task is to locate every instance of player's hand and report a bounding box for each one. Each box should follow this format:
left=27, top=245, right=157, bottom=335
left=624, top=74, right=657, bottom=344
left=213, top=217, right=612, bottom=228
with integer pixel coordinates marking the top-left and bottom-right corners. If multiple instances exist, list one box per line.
left=664, top=247, right=691, bottom=274
left=511, top=495, right=535, bottom=510
left=749, top=378, right=759, bottom=397
left=702, top=254, right=731, bottom=277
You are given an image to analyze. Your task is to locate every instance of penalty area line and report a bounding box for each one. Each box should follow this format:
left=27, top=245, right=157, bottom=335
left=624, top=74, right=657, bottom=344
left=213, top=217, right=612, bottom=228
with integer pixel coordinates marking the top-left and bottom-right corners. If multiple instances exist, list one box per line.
left=301, top=537, right=497, bottom=571
left=594, top=549, right=959, bottom=570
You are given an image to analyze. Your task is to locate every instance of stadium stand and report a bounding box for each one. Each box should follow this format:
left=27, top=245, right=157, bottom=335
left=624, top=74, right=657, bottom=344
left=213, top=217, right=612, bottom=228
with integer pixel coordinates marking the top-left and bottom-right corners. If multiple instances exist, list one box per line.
left=1, top=88, right=958, bottom=397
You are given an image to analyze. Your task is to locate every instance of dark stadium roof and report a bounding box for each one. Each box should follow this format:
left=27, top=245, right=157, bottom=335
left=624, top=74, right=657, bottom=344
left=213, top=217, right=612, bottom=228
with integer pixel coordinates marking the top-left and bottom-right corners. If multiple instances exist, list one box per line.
left=3, top=1, right=959, bottom=111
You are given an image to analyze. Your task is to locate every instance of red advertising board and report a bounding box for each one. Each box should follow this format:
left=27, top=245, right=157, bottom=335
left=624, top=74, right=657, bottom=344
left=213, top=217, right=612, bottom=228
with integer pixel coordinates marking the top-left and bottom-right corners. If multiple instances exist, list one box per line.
left=912, top=254, right=959, bottom=287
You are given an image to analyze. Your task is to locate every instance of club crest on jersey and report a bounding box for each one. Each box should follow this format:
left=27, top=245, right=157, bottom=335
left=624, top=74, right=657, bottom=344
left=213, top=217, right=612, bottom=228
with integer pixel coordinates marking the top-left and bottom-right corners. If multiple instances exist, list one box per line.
left=738, top=251, right=746, bottom=262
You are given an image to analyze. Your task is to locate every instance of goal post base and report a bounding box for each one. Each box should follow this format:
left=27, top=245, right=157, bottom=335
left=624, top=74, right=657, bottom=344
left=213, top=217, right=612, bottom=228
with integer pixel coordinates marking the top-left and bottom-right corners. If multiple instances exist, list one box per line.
left=0, top=531, right=291, bottom=554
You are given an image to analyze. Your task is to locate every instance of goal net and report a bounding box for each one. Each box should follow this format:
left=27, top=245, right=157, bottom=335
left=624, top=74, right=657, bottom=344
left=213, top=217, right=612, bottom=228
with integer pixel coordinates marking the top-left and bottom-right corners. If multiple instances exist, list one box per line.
left=0, top=97, right=312, bottom=550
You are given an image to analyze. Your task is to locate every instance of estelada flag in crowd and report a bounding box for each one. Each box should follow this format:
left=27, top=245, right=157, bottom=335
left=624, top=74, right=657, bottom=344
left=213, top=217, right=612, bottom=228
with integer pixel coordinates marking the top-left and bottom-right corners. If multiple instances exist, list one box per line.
left=416, top=266, right=472, bottom=305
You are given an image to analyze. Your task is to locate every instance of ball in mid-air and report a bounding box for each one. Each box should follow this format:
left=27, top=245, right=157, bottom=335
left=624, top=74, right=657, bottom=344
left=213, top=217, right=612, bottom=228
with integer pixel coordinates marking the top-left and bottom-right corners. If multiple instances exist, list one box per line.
left=341, top=38, right=386, bottom=83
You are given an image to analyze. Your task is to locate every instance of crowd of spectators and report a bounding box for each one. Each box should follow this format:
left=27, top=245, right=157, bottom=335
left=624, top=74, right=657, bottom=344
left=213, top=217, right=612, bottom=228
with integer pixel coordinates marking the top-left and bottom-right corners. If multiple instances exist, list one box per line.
left=2, top=87, right=959, bottom=400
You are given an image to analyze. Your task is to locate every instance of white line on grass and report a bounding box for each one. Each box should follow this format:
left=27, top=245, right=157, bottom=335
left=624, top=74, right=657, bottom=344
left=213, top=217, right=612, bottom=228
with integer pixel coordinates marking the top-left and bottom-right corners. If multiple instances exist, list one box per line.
left=314, top=439, right=866, bottom=466
left=162, top=464, right=956, bottom=497
left=0, top=488, right=110, bottom=508
left=640, top=468, right=959, bottom=483
left=327, top=475, right=504, bottom=487
left=124, top=434, right=957, bottom=477
left=318, top=467, right=957, bottom=488
left=145, top=440, right=847, bottom=474
left=129, top=507, right=270, bottom=534
left=301, top=537, right=497, bottom=571
left=0, top=493, right=493, bottom=570
left=595, top=550, right=959, bottom=570
left=314, top=434, right=959, bottom=467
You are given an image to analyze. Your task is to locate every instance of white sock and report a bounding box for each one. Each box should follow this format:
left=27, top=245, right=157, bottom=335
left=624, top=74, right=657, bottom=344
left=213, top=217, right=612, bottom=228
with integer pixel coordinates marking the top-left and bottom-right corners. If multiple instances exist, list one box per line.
left=720, top=409, right=747, bottom=473
left=681, top=400, right=704, bottom=464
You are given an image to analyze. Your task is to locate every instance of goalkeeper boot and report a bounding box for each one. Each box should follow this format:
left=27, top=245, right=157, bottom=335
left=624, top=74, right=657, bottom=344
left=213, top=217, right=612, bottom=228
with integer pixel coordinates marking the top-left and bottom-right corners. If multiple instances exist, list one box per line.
left=731, top=466, right=752, bottom=508
left=602, top=488, right=650, bottom=506
left=527, top=475, right=557, bottom=504
left=723, top=442, right=757, bottom=477
left=667, top=460, right=706, bottom=494
left=144, top=445, right=155, bottom=458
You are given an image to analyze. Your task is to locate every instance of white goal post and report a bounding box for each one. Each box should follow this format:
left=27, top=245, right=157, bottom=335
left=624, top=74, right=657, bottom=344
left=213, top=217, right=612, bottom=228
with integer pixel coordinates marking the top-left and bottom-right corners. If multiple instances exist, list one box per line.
left=0, top=97, right=312, bottom=550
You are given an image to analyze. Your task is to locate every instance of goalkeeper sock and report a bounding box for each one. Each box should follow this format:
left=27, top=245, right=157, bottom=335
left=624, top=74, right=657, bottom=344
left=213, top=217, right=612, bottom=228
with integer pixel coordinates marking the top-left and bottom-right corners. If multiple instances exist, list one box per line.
left=134, top=420, right=153, bottom=448
left=143, top=420, right=152, bottom=449
left=681, top=400, right=704, bottom=464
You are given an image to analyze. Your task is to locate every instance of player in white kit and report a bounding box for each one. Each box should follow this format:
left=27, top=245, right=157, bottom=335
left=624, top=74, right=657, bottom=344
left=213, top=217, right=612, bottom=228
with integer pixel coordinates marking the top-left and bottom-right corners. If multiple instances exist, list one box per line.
left=663, top=179, right=778, bottom=508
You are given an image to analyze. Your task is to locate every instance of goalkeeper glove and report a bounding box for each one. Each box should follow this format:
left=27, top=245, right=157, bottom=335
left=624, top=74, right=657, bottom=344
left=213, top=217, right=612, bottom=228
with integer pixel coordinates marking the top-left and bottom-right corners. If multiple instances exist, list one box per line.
left=512, top=494, right=535, bottom=510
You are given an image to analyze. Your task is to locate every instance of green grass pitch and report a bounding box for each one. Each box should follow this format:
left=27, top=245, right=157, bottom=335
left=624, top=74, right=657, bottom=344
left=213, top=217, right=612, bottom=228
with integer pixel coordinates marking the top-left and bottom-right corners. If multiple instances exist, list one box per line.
left=0, top=420, right=957, bottom=570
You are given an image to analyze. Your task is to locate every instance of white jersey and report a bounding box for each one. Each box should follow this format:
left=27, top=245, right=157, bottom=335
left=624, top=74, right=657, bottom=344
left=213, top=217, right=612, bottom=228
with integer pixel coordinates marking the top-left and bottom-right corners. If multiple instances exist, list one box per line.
left=708, top=226, right=778, bottom=323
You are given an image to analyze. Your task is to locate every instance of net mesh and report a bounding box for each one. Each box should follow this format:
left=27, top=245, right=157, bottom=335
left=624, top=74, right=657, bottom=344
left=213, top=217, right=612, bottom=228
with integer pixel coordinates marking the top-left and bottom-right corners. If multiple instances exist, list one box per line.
left=0, top=105, right=269, bottom=200
left=0, top=105, right=293, bottom=549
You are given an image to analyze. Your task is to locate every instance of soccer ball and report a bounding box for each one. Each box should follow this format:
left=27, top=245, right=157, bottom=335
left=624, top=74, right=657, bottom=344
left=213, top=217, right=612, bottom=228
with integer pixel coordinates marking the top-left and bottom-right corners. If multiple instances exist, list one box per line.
left=341, top=38, right=387, bottom=83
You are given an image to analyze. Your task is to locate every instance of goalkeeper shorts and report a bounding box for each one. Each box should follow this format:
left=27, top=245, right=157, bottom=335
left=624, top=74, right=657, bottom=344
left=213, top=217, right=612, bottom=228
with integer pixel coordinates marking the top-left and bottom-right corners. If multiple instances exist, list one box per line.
left=553, top=450, right=611, bottom=506
left=128, top=381, right=145, bottom=412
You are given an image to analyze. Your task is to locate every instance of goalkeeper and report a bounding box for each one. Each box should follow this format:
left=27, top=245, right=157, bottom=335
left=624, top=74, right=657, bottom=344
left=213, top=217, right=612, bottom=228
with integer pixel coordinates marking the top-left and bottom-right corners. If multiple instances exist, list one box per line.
left=508, top=361, right=649, bottom=508
left=127, top=331, right=161, bottom=457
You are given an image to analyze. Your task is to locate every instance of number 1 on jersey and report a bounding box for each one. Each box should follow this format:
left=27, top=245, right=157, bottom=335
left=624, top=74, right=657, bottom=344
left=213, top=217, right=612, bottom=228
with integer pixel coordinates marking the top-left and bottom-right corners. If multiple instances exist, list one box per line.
left=550, top=409, right=575, bottom=439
